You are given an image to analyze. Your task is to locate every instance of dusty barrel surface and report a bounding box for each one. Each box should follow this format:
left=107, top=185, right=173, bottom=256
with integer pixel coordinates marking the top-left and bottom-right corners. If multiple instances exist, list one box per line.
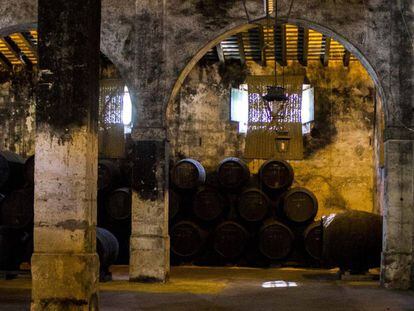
left=259, top=220, right=295, bottom=260
left=193, top=187, right=225, bottom=221
left=259, top=159, right=294, bottom=191
left=217, top=157, right=250, bottom=189
left=169, top=189, right=181, bottom=220
left=238, top=188, right=270, bottom=222
left=98, top=160, right=121, bottom=191
left=280, top=187, right=318, bottom=223
left=213, top=221, right=248, bottom=259
left=323, top=211, right=382, bottom=271
left=96, top=227, right=119, bottom=269
left=0, top=151, right=25, bottom=193
left=0, top=188, right=34, bottom=229
left=171, top=221, right=206, bottom=257
left=303, top=221, right=323, bottom=260
left=171, top=159, right=206, bottom=190
left=24, top=155, right=35, bottom=187
left=105, top=188, right=132, bottom=221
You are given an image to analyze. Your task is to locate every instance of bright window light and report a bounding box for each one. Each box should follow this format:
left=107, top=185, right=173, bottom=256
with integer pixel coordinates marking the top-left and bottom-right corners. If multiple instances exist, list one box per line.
left=262, top=281, right=298, bottom=288
left=122, top=86, right=132, bottom=126
left=301, top=84, right=314, bottom=134
left=231, top=87, right=249, bottom=133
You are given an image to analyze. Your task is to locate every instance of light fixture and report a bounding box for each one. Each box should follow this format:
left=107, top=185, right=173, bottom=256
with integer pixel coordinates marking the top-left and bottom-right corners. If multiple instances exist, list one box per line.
left=275, top=130, right=290, bottom=153
left=262, top=281, right=298, bottom=288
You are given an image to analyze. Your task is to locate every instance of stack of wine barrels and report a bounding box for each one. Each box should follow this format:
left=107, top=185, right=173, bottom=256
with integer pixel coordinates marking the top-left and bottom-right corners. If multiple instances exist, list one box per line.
left=0, top=151, right=122, bottom=276
left=97, top=159, right=131, bottom=264
left=0, top=151, right=34, bottom=273
left=169, top=157, right=382, bottom=271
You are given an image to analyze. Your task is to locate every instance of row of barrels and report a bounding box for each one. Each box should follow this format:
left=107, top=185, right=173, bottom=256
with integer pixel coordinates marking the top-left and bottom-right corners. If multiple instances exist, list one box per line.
left=169, top=158, right=382, bottom=272
left=0, top=151, right=122, bottom=277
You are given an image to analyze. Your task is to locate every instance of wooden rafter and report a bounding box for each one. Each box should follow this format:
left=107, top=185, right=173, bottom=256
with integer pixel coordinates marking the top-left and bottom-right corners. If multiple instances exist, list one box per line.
left=322, top=36, right=331, bottom=67
left=237, top=33, right=246, bottom=65
left=216, top=43, right=225, bottom=64
left=280, top=24, right=287, bottom=66
left=343, top=50, right=351, bottom=67
left=258, top=26, right=267, bottom=67
left=298, top=27, right=309, bottom=66
left=1, top=36, right=32, bottom=68
left=0, top=52, right=12, bottom=70
left=16, top=33, right=38, bottom=58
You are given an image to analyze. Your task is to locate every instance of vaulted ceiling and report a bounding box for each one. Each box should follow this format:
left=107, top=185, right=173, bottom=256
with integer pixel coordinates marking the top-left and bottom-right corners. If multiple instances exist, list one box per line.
left=203, top=24, right=357, bottom=67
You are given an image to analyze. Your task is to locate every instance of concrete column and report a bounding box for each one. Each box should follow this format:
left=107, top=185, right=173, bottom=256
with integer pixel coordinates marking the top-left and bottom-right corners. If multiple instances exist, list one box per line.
left=32, top=0, right=101, bottom=310
left=129, top=128, right=170, bottom=282
left=381, top=139, right=414, bottom=289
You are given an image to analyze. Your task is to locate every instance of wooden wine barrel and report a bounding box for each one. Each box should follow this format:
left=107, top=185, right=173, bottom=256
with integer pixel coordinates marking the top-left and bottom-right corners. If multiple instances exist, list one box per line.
left=303, top=221, right=323, bottom=260
left=217, top=157, right=250, bottom=189
left=238, top=188, right=270, bottom=222
left=280, top=187, right=318, bottom=223
left=0, top=188, right=34, bottom=229
left=171, top=159, right=206, bottom=190
left=323, top=211, right=382, bottom=271
left=171, top=221, right=205, bottom=257
left=193, top=187, right=225, bottom=221
left=213, top=221, right=248, bottom=259
left=0, top=151, right=25, bottom=193
left=259, top=220, right=295, bottom=260
left=24, top=155, right=35, bottom=187
left=169, top=190, right=181, bottom=220
left=259, top=159, right=294, bottom=191
left=96, top=227, right=119, bottom=269
left=98, top=160, right=121, bottom=191
left=0, top=226, right=24, bottom=270
left=105, top=188, right=132, bottom=221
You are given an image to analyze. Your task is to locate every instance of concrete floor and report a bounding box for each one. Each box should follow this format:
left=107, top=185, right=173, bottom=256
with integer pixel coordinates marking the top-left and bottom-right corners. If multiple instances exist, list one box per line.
left=0, top=266, right=413, bottom=310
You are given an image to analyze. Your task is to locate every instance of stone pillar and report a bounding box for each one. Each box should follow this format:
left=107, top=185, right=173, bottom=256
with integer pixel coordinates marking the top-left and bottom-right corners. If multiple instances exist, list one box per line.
left=381, top=138, right=414, bottom=289
left=129, top=128, right=170, bottom=282
left=31, top=0, right=101, bottom=310
left=129, top=1, right=170, bottom=282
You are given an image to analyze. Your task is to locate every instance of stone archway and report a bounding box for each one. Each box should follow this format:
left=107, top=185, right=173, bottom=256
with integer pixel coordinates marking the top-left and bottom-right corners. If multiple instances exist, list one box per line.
left=164, top=16, right=413, bottom=290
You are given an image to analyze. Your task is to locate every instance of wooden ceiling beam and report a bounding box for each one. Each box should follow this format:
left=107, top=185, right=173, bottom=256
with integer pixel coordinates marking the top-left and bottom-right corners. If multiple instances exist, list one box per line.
left=280, top=24, right=287, bottom=66
left=237, top=33, right=246, bottom=65
left=1, top=36, right=33, bottom=69
left=343, top=50, right=351, bottom=67
left=16, top=33, right=38, bottom=58
left=216, top=43, right=225, bottom=64
left=321, top=36, right=331, bottom=67
left=258, top=26, right=267, bottom=67
left=0, top=52, right=12, bottom=71
left=298, top=27, right=309, bottom=66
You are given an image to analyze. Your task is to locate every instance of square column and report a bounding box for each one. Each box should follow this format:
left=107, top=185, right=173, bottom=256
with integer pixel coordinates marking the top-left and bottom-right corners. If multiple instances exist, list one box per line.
left=381, top=139, right=414, bottom=289
left=129, top=128, right=170, bottom=282
left=32, top=0, right=101, bottom=309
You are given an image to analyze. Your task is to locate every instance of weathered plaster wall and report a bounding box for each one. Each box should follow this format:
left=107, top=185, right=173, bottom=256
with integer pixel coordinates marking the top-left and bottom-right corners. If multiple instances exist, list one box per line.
left=171, top=60, right=375, bottom=218
left=0, top=69, right=36, bottom=157
left=168, top=63, right=245, bottom=170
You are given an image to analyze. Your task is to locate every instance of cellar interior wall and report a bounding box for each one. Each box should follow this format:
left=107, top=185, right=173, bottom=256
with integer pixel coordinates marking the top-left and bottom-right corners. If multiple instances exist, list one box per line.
left=0, top=68, right=36, bottom=158
left=168, top=60, right=376, bottom=218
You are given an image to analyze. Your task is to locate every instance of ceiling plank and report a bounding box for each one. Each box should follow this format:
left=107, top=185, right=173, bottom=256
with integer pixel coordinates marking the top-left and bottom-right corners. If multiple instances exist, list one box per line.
left=237, top=33, right=246, bottom=65
left=343, top=50, right=351, bottom=67
left=258, top=26, right=267, bottom=67
left=0, top=52, right=12, bottom=71
left=216, top=43, right=225, bottom=64
left=1, top=36, right=33, bottom=68
left=280, top=24, right=287, bottom=66
left=298, top=27, right=309, bottom=66
left=16, top=33, right=38, bottom=59
left=322, top=36, right=331, bottom=67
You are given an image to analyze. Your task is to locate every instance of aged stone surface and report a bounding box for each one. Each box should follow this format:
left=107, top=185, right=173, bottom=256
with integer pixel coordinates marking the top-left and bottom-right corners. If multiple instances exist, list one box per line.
left=0, top=0, right=412, bottom=288
left=32, top=0, right=101, bottom=309
left=0, top=69, right=36, bottom=156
